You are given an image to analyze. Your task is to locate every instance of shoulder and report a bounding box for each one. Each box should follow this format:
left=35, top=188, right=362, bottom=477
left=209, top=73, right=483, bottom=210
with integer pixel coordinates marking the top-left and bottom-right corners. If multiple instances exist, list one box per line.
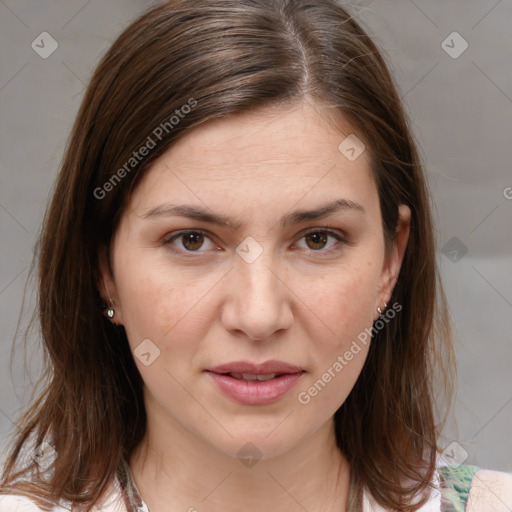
left=0, top=486, right=128, bottom=512
left=363, top=464, right=512, bottom=511
left=466, top=469, right=512, bottom=512
left=0, top=494, right=55, bottom=512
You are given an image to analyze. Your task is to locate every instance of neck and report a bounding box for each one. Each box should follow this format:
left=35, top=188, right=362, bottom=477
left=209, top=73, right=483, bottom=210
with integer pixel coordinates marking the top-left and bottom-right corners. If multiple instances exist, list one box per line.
left=129, top=415, right=351, bottom=512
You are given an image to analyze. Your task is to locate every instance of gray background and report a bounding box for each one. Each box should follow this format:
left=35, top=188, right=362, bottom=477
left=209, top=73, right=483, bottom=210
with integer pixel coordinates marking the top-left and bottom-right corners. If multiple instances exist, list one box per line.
left=1, top=0, right=511, bottom=472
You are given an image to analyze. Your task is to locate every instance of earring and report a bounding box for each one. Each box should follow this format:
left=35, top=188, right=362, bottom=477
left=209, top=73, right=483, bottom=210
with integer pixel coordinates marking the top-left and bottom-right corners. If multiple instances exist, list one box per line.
left=102, top=280, right=116, bottom=321
left=104, top=298, right=115, bottom=320
left=377, top=302, right=388, bottom=315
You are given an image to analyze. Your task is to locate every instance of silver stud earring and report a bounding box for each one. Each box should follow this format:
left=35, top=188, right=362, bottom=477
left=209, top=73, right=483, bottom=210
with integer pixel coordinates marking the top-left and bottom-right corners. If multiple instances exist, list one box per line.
left=102, top=280, right=116, bottom=321
left=104, top=297, right=115, bottom=320
left=377, top=302, right=388, bottom=315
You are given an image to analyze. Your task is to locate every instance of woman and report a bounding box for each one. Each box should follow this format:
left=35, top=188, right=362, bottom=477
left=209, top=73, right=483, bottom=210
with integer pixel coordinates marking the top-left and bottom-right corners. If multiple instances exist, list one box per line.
left=0, top=1, right=510, bottom=511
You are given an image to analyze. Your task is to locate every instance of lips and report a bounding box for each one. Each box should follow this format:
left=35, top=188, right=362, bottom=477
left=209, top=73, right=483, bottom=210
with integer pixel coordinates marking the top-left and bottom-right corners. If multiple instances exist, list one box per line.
left=227, top=372, right=279, bottom=381
left=207, top=360, right=304, bottom=376
left=205, top=360, right=305, bottom=405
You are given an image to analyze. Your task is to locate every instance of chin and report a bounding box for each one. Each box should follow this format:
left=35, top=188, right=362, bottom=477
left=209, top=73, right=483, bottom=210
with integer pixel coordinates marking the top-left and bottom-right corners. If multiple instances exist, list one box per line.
left=201, top=424, right=305, bottom=463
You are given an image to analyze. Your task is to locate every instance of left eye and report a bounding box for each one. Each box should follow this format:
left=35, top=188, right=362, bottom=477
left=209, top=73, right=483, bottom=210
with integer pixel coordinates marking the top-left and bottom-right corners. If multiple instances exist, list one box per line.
left=295, top=229, right=345, bottom=252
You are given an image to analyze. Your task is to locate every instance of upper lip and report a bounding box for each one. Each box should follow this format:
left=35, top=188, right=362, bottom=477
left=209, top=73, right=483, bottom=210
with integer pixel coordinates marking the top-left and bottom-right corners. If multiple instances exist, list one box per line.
left=207, top=360, right=304, bottom=375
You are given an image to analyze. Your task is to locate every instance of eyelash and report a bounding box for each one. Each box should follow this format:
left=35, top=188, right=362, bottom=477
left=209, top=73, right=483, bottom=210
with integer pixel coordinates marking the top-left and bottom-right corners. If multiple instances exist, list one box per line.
left=162, top=228, right=348, bottom=258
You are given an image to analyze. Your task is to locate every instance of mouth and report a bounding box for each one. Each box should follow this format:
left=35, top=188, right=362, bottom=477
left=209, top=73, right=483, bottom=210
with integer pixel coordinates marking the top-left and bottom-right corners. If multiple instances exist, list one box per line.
left=218, top=372, right=286, bottom=381
left=207, top=360, right=304, bottom=376
left=205, top=361, right=305, bottom=405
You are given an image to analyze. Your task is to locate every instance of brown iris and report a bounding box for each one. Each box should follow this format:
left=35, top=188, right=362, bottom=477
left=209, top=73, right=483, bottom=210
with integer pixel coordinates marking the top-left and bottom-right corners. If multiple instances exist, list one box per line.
left=182, top=232, right=205, bottom=251
left=305, top=232, right=328, bottom=250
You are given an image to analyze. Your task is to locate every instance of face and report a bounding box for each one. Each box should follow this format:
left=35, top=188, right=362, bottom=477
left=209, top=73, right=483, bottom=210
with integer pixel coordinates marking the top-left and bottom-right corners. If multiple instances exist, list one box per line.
left=100, top=100, right=410, bottom=460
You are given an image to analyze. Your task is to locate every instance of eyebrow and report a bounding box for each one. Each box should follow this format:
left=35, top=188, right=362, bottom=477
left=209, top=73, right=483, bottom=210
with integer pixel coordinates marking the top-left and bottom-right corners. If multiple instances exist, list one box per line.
left=140, top=198, right=365, bottom=229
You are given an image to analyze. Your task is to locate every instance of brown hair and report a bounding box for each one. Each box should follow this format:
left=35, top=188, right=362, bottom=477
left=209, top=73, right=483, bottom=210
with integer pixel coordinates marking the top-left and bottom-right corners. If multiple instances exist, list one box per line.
left=1, top=1, right=455, bottom=510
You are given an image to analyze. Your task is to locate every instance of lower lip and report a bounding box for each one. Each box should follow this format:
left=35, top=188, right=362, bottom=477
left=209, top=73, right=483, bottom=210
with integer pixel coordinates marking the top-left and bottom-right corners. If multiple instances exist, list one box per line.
left=205, top=371, right=304, bottom=405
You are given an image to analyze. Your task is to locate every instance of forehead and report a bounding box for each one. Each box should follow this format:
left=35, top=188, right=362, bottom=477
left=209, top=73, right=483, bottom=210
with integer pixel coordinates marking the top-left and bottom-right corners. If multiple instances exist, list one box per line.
left=126, top=100, right=377, bottom=218
left=165, top=101, right=365, bottom=174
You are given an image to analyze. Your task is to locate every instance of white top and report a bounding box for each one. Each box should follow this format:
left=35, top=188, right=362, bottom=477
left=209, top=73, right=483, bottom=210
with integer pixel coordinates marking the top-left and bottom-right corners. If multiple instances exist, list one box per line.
left=1, top=468, right=511, bottom=511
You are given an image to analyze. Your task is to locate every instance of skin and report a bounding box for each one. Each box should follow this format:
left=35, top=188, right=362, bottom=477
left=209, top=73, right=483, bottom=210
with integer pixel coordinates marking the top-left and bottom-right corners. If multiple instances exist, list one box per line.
left=99, top=100, right=410, bottom=512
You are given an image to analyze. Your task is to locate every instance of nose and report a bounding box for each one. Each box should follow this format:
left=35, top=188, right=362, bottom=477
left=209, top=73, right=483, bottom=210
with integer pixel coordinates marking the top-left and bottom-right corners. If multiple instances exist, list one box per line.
left=221, top=248, right=294, bottom=341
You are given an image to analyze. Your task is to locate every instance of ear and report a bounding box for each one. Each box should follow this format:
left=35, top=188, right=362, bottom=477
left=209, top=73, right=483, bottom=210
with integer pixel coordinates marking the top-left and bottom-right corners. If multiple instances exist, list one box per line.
left=97, top=244, right=124, bottom=325
left=374, top=204, right=411, bottom=321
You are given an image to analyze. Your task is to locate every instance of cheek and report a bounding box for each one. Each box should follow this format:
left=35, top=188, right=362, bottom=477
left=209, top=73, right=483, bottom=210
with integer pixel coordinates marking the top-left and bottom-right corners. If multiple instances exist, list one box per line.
left=114, top=257, right=215, bottom=348
left=296, top=261, right=379, bottom=414
left=307, top=258, right=381, bottom=348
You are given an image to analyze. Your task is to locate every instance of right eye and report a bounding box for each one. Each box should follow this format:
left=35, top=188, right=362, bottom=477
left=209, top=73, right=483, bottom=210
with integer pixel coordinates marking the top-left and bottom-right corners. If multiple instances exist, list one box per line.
left=163, top=230, right=219, bottom=255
